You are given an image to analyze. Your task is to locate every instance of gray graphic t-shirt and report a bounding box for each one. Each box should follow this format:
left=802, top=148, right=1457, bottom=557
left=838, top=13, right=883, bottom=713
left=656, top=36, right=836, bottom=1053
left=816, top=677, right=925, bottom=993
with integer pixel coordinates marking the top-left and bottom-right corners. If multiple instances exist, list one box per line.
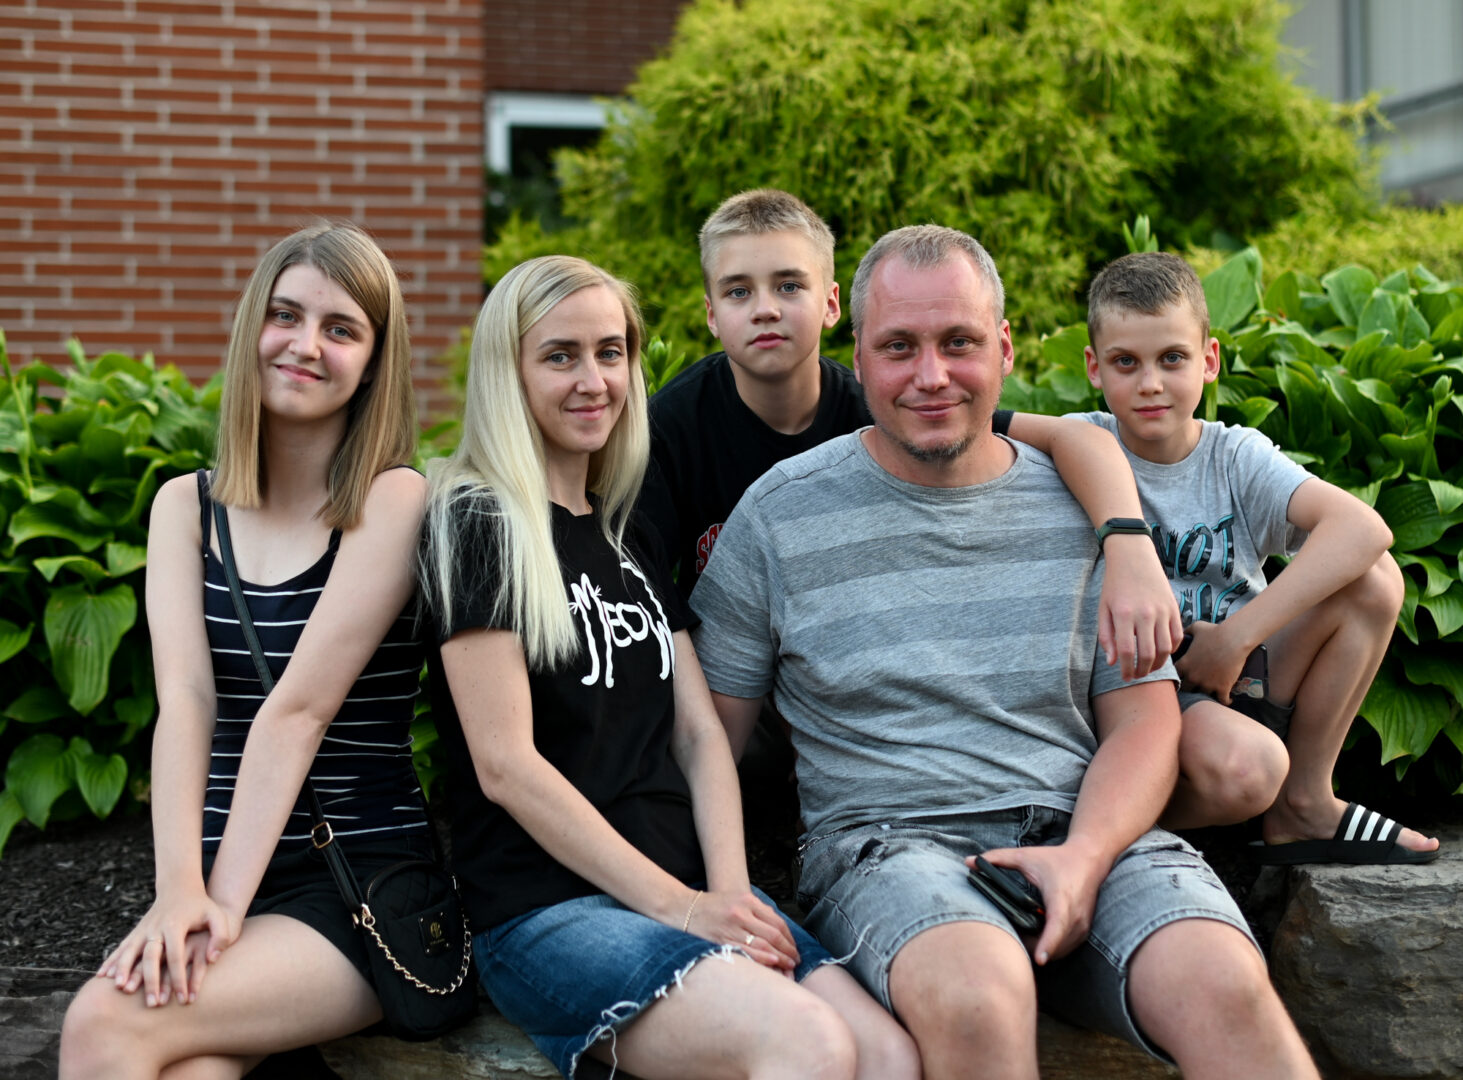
left=1071, top=413, right=1311, bottom=626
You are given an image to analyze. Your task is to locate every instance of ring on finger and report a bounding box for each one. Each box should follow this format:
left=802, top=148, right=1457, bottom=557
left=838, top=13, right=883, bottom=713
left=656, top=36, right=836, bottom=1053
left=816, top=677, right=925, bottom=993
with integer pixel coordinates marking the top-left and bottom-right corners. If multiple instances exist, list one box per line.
left=145, top=935, right=162, bottom=944
left=743, top=932, right=756, bottom=946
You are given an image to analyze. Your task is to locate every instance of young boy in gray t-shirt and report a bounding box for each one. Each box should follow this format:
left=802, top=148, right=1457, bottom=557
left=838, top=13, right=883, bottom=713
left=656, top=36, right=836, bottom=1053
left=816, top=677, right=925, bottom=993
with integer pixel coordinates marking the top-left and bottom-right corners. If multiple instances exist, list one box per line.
left=1075, top=252, right=1438, bottom=864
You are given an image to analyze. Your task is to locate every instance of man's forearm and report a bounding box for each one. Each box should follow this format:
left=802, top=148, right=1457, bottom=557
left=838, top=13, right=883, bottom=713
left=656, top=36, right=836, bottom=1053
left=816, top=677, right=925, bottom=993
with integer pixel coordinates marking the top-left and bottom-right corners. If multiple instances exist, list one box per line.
left=1068, top=681, right=1182, bottom=868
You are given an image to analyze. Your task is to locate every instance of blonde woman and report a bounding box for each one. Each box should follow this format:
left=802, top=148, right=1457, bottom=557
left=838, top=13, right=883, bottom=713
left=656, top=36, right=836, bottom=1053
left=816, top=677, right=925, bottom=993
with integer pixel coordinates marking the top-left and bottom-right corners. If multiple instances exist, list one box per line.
left=61, top=223, right=433, bottom=1078
left=422, top=255, right=918, bottom=1079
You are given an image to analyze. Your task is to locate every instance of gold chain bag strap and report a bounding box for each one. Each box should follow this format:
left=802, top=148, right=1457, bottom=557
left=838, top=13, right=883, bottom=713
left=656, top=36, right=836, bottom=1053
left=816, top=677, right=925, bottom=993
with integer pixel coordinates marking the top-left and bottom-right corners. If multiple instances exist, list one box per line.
left=207, top=474, right=475, bottom=1039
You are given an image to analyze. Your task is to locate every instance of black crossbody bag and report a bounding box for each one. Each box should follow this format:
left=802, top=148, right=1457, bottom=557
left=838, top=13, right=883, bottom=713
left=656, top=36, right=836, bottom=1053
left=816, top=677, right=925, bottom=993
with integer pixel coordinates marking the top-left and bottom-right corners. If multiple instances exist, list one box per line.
left=210, top=490, right=476, bottom=1040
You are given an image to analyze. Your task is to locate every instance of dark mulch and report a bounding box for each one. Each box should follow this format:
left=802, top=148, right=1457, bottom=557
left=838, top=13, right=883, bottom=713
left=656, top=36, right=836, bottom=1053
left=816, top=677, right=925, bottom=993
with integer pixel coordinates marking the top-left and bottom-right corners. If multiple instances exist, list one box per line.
left=0, top=810, right=156, bottom=975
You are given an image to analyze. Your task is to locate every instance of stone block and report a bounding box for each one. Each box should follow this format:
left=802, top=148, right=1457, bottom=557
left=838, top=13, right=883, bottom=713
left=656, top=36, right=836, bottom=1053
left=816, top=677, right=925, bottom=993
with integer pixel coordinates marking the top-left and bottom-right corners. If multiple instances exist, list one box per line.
left=1270, top=823, right=1463, bottom=1080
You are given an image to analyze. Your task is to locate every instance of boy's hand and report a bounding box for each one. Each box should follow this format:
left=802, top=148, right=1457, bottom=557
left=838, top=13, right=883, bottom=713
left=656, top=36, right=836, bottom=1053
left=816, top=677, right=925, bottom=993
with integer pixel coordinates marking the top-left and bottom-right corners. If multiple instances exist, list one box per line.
left=1173, top=620, right=1251, bottom=705
left=1098, top=534, right=1183, bottom=680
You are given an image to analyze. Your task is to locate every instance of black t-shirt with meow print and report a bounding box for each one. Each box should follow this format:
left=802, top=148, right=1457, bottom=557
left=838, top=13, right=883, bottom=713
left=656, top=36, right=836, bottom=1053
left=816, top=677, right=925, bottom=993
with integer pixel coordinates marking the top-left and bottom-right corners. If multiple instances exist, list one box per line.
left=425, top=495, right=703, bottom=930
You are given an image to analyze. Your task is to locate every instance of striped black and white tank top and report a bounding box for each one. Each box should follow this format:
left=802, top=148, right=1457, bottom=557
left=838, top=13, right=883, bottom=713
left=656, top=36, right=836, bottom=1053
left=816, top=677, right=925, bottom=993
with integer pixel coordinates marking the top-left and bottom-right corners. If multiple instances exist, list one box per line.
left=197, top=471, right=429, bottom=852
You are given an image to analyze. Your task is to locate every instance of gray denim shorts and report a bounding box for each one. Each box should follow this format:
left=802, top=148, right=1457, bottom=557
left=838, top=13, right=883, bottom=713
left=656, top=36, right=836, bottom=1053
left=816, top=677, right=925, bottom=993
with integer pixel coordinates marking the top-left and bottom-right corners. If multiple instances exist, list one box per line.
left=796, top=806, right=1256, bottom=1060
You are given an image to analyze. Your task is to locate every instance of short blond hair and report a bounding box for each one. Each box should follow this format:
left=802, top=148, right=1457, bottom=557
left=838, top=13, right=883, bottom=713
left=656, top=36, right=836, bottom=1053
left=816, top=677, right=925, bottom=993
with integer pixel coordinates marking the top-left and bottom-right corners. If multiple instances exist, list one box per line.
left=1087, top=252, right=1210, bottom=344
left=698, top=189, right=835, bottom=287
left=212, top=221, right=416, bottom=530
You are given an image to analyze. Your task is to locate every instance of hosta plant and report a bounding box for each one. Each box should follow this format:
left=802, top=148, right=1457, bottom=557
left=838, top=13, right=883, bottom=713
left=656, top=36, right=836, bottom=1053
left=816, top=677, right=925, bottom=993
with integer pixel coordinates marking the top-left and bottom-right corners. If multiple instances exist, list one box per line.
left=0, top=331, right=220, bottom=854
left=1003, top=239, right=1463, bottom=797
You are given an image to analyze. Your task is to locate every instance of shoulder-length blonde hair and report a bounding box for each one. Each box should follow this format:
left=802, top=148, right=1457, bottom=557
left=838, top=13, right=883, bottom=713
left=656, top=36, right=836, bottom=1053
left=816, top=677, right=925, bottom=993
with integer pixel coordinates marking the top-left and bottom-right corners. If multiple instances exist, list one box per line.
left=423, top=255, right=648, bottom=670
left=212, top=221, right=417, bottom=529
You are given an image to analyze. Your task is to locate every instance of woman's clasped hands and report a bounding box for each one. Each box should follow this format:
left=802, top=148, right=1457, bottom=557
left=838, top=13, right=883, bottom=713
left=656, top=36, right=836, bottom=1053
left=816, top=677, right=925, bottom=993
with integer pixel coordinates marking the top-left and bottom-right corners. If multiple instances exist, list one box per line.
left=97, top=885, right=239, bottom=1007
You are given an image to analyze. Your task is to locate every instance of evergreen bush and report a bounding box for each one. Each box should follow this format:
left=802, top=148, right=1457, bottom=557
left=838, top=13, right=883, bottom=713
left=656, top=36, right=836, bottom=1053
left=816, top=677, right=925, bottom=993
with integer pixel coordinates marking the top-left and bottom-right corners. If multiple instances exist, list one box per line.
left=485, top=0, right=1375, bottom=363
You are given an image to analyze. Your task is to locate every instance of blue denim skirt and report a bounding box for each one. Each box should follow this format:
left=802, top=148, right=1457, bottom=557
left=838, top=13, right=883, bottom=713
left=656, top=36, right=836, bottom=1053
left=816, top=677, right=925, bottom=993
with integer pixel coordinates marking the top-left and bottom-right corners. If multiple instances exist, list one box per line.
left=475, top=887, right=833, bottom=1078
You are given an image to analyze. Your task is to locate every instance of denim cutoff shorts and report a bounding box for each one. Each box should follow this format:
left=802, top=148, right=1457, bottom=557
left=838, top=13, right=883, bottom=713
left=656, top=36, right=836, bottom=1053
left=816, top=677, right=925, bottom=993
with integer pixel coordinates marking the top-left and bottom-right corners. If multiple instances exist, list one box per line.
left=796, top=806, right=1256, bottom=1060
left=475, top=886, right=833, bottom=1078
left=1178, top=689, right=1295, bottom=741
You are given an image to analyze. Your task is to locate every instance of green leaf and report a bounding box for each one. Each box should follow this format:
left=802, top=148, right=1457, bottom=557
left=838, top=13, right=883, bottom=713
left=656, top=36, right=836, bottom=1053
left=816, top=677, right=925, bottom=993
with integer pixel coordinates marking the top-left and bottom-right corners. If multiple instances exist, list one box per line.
left=70, top=741, right=127, bottom=819
left=1202, top=247, right=1262, bottom=332
left=33, top=555, right=111, bottom=586
left=1321, top=265, right=1378, bottom=328
left=1395, top=552, right=1456, bottom=599
left=1428, top=479, right=1463, bottom=516
left=1264, top=271, right=1303, bottom=324
left=1376, top=481, right=1463, bottom=551
left=1401, top=649, right=1463, bottom=707
left=1430, top=306, right=1463, bottom=345
left=8, top=489, right=114, bottom=552
left=4, top=733, right=75, bottom=828
left=1360, top=664, right=1450, bottom=763
left=111, top=694, right=156, bottom=742
left=104, top=541, right=148, bottom=577
left=1420, top=582, right=1463, bottom=639
left=0, top=789, right=24, bottom=858
left=4, top=686, right=72, bottom=724
left=0, top=619, right=32, bottom=664
left=1400, top=301, right=1432, bottom=350
left=43, top=583, right=137, bottom=716
left=1357, top=291, right=1401, bottom=344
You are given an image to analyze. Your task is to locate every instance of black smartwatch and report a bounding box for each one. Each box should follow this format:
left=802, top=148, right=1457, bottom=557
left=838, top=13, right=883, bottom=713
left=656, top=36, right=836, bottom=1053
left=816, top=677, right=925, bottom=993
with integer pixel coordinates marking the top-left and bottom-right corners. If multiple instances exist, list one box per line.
left=1094, top=517, right=1150, bottom=545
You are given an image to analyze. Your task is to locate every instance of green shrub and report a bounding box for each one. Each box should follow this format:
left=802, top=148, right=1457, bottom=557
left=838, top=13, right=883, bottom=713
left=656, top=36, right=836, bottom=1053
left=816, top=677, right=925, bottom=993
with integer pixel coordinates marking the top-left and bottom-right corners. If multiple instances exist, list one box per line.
left=1003, top=243, right=1463, bottom=798
left=485, top=0, right=1375, bottom=365
left=1188, top=203, right=1463, bottom=283
left=0, top=331, right=219, bottom=854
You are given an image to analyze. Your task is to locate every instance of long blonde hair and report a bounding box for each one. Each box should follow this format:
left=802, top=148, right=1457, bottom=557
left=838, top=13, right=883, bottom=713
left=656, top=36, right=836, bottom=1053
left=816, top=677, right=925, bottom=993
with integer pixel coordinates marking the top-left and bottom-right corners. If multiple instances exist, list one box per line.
left=423, top=255, right=648, bottom=670
left=212, top=221, right=417, bottom=529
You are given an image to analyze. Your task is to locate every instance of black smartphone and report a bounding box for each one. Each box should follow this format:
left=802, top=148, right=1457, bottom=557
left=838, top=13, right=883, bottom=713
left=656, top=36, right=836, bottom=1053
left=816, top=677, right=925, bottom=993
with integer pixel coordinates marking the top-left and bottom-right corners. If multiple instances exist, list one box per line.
left=1172, top=634, right=1269, bottom=701
left=968, top=855, right=1045, bottom=934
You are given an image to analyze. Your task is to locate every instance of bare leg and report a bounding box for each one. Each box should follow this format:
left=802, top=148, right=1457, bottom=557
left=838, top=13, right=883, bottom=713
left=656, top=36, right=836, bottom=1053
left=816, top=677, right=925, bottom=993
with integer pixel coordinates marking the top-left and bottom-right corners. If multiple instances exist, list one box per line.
left=802, top=963, right=921, bottom=1080
left=1128, top=918, right=1318, bottom=1080
left=585, top=951, right=857, bottom=1080
left=887, top=921, right=1038, bottom=1080
left=1262, top=555, right=1435, bottom=853
left=1161, top=700, right=1288, bottom=829
left=158, top=1057, right=262, bottom=1080
left=60, top=914, right=380, bottom=1080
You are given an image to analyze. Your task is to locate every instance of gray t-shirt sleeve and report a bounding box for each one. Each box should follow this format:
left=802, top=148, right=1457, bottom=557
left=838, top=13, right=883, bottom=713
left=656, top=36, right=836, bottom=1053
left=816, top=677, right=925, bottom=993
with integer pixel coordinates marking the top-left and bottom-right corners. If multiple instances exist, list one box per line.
left=689, top=498, right=779, bottom=700
left=1227, top=427, right=1311, bottom=558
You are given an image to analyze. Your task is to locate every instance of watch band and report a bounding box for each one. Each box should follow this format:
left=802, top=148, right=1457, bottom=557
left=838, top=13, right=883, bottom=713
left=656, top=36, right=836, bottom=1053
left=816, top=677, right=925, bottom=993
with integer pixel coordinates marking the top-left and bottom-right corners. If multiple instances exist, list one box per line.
left=1095, top=517, right=1150, bottom=545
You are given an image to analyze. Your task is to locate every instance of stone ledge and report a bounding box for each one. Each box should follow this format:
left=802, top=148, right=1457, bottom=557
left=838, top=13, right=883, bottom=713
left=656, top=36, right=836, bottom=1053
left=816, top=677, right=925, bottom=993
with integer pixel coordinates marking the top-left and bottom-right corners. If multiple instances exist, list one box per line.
left=317, top=1009, right=1176, bottom=1080
left=6, top=827, right=1460, bottom=1080
left=1269, top=823, right=1463, bottom=1080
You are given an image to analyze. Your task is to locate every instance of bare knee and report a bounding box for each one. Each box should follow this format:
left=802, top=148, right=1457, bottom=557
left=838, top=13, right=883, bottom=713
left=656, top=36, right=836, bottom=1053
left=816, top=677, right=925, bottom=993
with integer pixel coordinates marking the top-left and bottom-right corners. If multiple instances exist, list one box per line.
left=857, top=1019, right=920, bottom=1080
left=1345, top=553, right=1404, bottom=625
left=1181, top=719, right=1288, bottom=823
left=765, top=993, right=858, bottom=1080
left=61, top=979, right=145, bottom=1079
left=894, top=947, right=1036, bottom=1063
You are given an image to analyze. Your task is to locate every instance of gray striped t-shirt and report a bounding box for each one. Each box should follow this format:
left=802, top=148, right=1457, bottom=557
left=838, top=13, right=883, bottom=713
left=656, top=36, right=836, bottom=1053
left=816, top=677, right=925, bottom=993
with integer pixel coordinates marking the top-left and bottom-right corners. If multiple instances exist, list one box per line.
left=691, top=432, right=1177, bottom=838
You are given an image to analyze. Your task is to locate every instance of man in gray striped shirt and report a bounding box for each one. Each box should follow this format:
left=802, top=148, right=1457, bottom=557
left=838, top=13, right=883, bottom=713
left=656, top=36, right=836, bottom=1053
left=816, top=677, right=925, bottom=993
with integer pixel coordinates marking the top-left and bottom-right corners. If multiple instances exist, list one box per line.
left=691, top=226, right=1317, bottom=1079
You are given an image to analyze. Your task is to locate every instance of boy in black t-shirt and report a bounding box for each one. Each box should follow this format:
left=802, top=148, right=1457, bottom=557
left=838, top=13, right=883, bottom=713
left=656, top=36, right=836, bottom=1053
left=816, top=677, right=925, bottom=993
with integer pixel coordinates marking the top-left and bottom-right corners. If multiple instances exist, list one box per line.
left=640, top=189, right=881, bottom=601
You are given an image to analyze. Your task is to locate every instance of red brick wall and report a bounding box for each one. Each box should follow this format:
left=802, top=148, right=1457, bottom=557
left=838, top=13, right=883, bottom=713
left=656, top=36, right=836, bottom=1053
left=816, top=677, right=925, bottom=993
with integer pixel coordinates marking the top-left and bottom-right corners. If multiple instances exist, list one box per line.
left=483, top=0, right=685, bottom=93
left=1, top=0, right=484, bottom=420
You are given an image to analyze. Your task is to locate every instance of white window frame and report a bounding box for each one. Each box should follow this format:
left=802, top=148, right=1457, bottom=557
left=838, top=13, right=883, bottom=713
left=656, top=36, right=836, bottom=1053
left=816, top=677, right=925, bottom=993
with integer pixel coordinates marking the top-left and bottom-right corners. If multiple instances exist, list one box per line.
left=485, top=93, right=610, bottom=176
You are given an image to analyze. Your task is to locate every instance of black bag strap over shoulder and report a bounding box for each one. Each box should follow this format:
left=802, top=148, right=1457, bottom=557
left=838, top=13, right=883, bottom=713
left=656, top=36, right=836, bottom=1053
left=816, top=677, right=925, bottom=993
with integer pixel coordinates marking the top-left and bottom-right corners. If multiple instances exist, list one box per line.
left=206, top=475, right=474, bottom=1035
left=209, top=487, right=366, bottom=910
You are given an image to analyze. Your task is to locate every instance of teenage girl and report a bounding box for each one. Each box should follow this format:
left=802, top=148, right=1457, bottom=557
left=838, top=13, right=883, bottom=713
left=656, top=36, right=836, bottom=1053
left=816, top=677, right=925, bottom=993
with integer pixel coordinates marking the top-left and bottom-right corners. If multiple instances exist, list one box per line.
left=421, top=254, right=919, bottom=1079
left=61, top=222, right=433, bottom=1079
